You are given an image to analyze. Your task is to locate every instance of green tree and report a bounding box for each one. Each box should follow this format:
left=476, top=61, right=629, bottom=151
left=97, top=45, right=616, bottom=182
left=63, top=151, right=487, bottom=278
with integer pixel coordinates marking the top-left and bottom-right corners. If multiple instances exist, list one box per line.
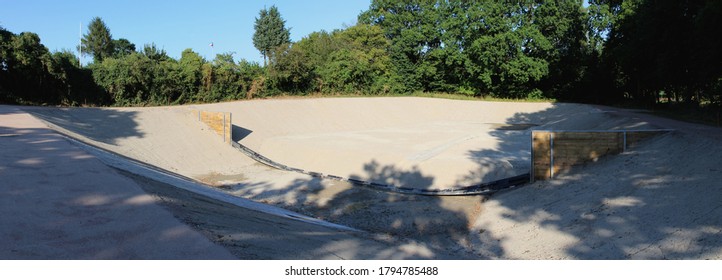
left=207, top=53, right=242, bottom=101
left=9, top=32, right=56, bottom=103
left=150, top=58, right=183, bottom=105
left=112, top=38, right=136, bottom=57
left=691, top=0, right=722, bottom=106
left=91, top=53, right=151, bottom=105
left=360, top=0, right=443, bottom=93
left=252, top=5, right=291, bottom=66
left=48, top=49, right=106, bottom=105
left=1, top=27, right=104, bottom=106
left=286, top=31, right=339, bottom=92
left=586, top=0, right=616, bottom=54
left=267, top=43, right=312, bottom=93
left=532, top=1, right=589, bottom=100
left=236, top=59, right=264, bottom=97
left=141, top=43, right=171, bottom=61
left=177, top=48, right=205, bottom=102
left=0, top=26, right=15, bottom=101
left=360, top=0, right=589, bottom=98
left=318, top=24, right=392, bottom=94
left=47, top=50, right=78, bottom=104
left=267, top=23, right=392, bottom=95
left=598, top=0, right=719, bottom=106
left=82, top=17, right=115, bottom=63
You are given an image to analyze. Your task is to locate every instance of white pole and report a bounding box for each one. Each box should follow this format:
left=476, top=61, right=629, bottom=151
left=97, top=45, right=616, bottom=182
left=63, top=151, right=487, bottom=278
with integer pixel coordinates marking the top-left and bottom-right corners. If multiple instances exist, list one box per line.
left=79, top=22, right=82, bottom=67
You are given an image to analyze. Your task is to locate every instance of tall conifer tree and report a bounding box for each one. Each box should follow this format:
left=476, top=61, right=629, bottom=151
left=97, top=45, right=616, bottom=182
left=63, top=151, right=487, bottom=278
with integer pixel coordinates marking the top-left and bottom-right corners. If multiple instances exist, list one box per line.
left=253, top=6, right=291, bottom=67
left=81, top=17, right=114, bottom=63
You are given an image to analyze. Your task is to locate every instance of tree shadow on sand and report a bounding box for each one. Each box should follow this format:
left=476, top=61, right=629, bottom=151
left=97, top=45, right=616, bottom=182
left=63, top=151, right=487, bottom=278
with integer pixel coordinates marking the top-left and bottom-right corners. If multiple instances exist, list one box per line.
left=0, top=124, right=233, bottom=259
left=463, top=103, right=722, bottom=259
left=25, top=107, right=144, bottom=145
left=246, top=101, right=722, bottom=260
left=227, top=157, right=505, bottom=259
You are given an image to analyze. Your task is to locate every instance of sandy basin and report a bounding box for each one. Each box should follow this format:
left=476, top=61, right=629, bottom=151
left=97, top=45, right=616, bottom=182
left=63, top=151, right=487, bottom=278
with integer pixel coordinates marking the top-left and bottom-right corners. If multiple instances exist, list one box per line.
left=10, top=97, right=722, bottom=259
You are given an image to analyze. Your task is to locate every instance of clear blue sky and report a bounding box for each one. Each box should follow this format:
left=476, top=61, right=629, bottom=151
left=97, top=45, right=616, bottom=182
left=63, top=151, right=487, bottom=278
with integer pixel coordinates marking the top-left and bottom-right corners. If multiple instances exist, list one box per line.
left=1, top=0, right=371, bottom=64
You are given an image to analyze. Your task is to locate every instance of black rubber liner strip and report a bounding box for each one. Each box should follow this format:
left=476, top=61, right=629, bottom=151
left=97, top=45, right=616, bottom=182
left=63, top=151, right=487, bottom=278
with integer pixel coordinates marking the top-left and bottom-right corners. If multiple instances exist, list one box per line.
left=231, top=141, right=528, bottom=196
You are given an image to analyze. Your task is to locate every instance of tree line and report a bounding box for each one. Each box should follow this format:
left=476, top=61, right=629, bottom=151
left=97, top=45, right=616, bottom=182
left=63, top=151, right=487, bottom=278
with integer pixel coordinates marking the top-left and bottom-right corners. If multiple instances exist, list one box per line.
left=1, top=0, right=720, bottom=119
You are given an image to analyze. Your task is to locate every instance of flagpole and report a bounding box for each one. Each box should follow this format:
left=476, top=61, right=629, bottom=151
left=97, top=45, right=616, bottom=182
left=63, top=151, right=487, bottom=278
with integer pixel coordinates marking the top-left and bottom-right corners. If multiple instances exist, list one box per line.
left=79, top=22, right=82, bottom=67
left=210, top=42, right=214, bottom=60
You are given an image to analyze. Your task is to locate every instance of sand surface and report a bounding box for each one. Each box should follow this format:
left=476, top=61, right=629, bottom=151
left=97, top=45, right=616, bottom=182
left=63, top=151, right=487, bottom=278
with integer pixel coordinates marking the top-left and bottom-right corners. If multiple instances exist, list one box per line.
left=12, top=97, right=722, bottom=259
left=0, top=106, right=234, bottom=259
left=194, top=98, right=601, bottom=188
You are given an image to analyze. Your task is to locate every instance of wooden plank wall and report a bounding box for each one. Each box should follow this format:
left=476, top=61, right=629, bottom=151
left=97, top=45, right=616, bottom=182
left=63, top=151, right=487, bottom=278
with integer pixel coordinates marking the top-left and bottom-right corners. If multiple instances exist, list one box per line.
left=532, top=131, right=553, bottom=180
left=191, top=110, right=232, bottom=144
left=532, top=130, right=663, bottom=180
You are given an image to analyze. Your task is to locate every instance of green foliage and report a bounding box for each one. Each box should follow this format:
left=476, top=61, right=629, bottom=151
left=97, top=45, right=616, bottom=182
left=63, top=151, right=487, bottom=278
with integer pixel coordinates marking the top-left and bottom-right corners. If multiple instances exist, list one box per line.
left=0, top=28, right=104, bottom=105
left=597, top=0, right=722, bottom=107
left=82, top=18, right=139, bottom=62
left=358, top=0, right=589, bottom=98
left=2, top=0, right=719, bottom=125
left=587, top=0, right=615, bottom=53
left=266, top=24, right=393, bottom=95
left=89, top=48, right=263, bottom=106
left=360, top=0, right=444, bottom=93
left=253, top=5, right=291, bottom=66
left=267, top=43, right=313, bottom=94
left=82, top=17, right=115, bottom=63
left=48, top=50, right=88, bottom=104
left=91, top=53, right=150, bottom=105
left=0, top=27, right=14, bottom=101
left=177, top=49, right=205, bottom=103
left=316, top=24, right=392, bottom=94
left=6, top=32, right=54, bottom=103
left=207, top=53, right=253, bottom=101
left=455, top=86, right=476, bottom=96
left=141, top=43, right=171, bottom=62
left=113, top=38, right=136, bottom=57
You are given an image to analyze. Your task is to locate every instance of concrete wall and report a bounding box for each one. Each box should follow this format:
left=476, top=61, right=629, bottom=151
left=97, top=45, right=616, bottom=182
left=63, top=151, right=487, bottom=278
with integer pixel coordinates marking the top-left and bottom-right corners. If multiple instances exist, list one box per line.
left=532, top=130, right=668, bottom=180
left=192, top=110, right=232, bottom=144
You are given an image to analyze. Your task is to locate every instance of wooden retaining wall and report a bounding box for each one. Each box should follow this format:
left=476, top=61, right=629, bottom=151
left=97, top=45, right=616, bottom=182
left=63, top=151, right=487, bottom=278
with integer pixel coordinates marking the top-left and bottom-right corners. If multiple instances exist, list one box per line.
left=191, top=110, right=232, bottom=144
left=532, top=130, right=669, bottom=180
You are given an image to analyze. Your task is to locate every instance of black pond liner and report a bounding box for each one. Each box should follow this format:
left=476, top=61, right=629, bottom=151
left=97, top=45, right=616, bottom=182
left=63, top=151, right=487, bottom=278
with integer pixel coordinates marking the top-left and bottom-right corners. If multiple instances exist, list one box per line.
left=231, top=141, right=529, bottom=196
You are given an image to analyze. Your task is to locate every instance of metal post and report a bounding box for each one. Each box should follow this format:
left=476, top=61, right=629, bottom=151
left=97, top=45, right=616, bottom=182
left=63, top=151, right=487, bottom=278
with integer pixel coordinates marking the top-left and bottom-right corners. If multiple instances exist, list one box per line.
left=530, top=131, right=534, bottom=183
left=623, top=131, right=627, bottom=153
left=223, top=113, right=226, bottom=143
left=549, top=132, right=554, bottom=179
